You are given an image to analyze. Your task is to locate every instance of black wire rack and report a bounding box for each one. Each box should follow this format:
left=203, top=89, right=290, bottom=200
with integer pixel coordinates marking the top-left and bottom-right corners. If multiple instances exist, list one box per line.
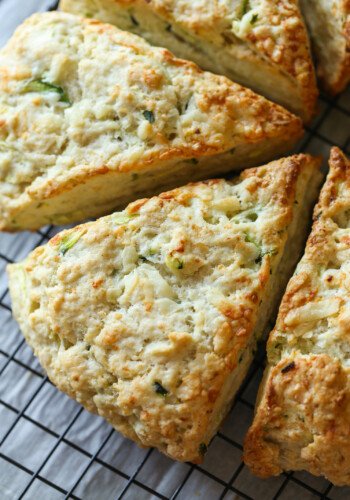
left=0, top=1, right=350, bottom=499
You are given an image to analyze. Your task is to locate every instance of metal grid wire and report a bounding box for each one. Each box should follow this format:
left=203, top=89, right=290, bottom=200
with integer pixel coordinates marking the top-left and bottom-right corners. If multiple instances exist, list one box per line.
left=1, top=1, right=350, bottom=499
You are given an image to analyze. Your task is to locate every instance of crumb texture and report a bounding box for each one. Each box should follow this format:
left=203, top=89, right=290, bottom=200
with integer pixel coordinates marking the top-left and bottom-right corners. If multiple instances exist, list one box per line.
left=300, top=0, right=350, bottom=94
left=60, top=0, right=318, bottom=119
left=0, top=11, right=302, bottom=230
left=8, top=155, right=317, bottom=462
left=244, top=148, right=350, bottom=486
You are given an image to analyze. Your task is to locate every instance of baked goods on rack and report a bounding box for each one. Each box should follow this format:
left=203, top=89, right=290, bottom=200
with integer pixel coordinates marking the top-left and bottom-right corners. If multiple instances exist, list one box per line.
left=244, top=148, right=350, bottom=486
left=8, top=154, right=321, bottom=462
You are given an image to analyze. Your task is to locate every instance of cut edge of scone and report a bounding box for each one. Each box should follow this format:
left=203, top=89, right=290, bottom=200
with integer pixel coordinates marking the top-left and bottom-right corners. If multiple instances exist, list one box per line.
left=59, top=0, right=318, bottom=122
left=326, top=25, right=350, bottom=95
left=0, top=11, right=303, bottom=232
left=7, top=154, right=322, bottom=463
left=196, top=155, right=323, bottom=458
left=244, top=148, right=350, bottom=485
left=300, top=0, right=350, bottom=94
left=1, top=115, right=302, bottom=232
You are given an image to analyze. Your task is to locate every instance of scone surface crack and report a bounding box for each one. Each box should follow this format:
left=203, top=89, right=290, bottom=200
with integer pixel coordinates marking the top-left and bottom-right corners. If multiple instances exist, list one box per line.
left=0, top=12, right=302, bottom=230
left=8, top=154, right=321, bottom=462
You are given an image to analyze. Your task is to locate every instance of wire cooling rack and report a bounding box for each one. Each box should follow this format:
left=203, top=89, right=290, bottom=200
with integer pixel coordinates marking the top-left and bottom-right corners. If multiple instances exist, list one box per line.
left=1, top=1, right=350, bottom=499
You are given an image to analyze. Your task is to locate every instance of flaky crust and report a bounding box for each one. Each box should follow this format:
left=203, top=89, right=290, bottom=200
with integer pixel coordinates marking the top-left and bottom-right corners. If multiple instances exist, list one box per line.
left=0, top=12, right=303, bottom=231
left=8, top=155, right=320, bottom=462
left=244, top=148, right=350, bottom=485
left=60, top=0, right=318, bottom=121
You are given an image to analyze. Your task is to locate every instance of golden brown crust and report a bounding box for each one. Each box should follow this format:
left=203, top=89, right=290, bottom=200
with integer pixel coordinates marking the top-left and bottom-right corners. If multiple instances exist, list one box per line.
left=315, top=147, right=350, bottom=216
left=60, top=0, right=318, bottom=120
left=129, top=0, right=318, bottom=118
left=244, top=148, right=350, bottom=485
left=326, top=0, right=350, bottom=94
left=245, top=354, right=350, bottom=483
left=300, top=0, right=350, bottom=94
left=0, top=12, right=303, bottom=231
left=8, top=154, right=320, bottom=462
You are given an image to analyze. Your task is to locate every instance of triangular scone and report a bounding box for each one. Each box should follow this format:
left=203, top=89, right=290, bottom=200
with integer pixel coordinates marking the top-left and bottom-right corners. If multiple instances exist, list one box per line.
left=60, top=0, right=318, bottom=121
left=300, top=0, right=350, bottom=94
left=244, top=149, right=350, bottom=485
left=0, top=13, right=303, bottom=232
left=8, top=154, right=321, bottom=462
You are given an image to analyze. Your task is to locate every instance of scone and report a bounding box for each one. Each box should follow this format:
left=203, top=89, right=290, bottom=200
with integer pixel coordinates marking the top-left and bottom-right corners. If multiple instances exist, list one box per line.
left=60, top=0, right=318, bottom=121
left=0, top=12, right=303, bottom=232
left=244, top=148, right=350, bottom=485
left=8, top=154, right=321, bottom=462
left=300, top=0, right=350, bottom=94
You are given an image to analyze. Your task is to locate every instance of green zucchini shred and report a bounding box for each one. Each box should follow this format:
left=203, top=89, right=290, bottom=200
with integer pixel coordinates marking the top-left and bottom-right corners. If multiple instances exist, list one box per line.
left=59, top=229, right=86, bottom=255
left=244, top=232, right=261, bottom=250
left=165, top=255, right=184, bottom=272
left=113, top=212, right=139, bottom=225
left=250, top=13, right=259, bottom=24
left=22, top=79, right=70, bottom=104
left=240, top=0, right=251, bottom=17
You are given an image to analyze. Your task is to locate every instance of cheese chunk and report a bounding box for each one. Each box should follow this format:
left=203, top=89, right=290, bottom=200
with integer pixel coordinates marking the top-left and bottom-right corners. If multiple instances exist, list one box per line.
left=8, top=154, right=321, bottom=462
